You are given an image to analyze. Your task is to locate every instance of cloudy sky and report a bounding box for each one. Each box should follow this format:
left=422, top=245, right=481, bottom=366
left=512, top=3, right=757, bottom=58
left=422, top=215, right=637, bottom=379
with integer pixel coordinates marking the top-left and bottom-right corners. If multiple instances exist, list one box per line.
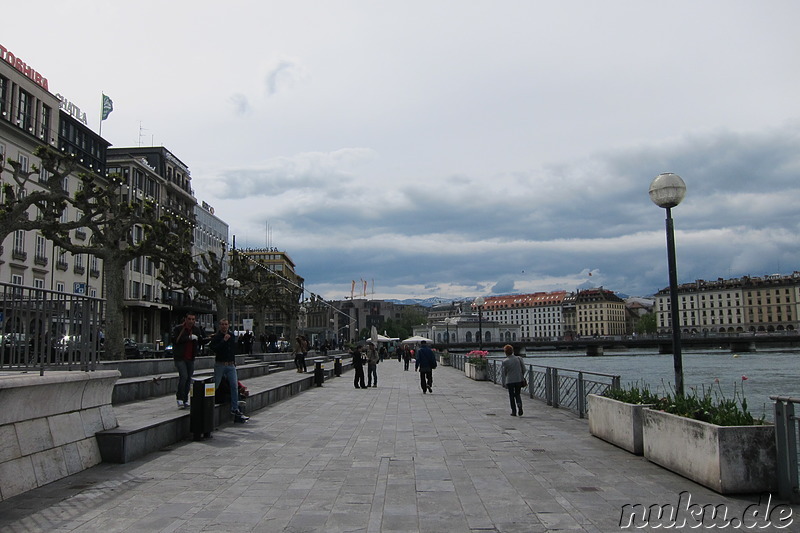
left=5, top=1, right=800, bottom=301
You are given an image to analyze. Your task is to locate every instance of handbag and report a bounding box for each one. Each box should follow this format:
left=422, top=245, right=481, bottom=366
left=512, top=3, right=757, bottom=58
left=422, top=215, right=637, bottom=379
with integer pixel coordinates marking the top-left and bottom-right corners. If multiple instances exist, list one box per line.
left=518, top=357, right=528, bottom=387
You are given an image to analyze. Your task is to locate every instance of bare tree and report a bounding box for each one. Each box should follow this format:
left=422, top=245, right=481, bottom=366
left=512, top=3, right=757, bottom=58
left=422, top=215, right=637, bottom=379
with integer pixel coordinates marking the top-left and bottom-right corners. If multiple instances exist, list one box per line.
left=38, top=150, right=192, bottom=359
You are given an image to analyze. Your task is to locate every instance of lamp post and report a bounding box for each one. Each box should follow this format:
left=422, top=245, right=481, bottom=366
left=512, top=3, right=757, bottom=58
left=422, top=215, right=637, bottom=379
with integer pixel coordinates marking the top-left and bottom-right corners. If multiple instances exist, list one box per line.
left=432, top=325, right=436, bottom=345
left=649, top=172, right=687, bottom=396
left=225, top=277, right=241, bottom=332
left=445, top=317, right=452, bottom=349
left=298, top=304, right=307, bottom=337
left=474, top=296, right=485, bottom=349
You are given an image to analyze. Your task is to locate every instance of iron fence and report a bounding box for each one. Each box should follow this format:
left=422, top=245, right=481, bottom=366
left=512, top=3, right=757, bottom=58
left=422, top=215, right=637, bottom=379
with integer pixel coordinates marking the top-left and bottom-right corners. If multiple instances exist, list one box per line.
left=0, top=282, right=104, bottom=373
left=450, top=353, right=619, bottom=418
left=772, top=395, right=800, bottom=503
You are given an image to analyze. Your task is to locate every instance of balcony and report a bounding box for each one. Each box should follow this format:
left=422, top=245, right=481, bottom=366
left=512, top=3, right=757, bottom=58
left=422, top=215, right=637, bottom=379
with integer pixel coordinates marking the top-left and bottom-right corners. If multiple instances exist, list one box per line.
left=34, top=255, right=48, bottom=266
left=56, top=261, right=68, bottom=271
left=11, top=249, right=27, bottom=261
left=73, top=265, right=85, bottom=275
left=75, top=229, right=87, bottom=240
left=89, top=269, right=101, bottom=278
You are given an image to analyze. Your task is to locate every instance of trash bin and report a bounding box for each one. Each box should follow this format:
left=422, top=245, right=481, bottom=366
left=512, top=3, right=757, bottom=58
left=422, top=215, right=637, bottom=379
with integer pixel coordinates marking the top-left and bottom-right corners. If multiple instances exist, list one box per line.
left=334, top=356, right=342, bottom=376
left=314, top=360, right=324, bottom=387
left=190, top=376, right=215, bottom=440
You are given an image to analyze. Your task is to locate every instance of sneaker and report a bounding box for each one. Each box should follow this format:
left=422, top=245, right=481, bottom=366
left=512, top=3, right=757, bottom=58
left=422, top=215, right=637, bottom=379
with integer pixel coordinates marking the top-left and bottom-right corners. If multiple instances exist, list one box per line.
left=511, top=412, right=517, bottom=416
left=232, top=410, right=249, bottom=421
left=422, top=389, right=427, bottom=394
left=428, top=387, right=432, bottom=393
left=518, top=408, right=523, bottom=416
left=177, top=400, right=185, bottom=409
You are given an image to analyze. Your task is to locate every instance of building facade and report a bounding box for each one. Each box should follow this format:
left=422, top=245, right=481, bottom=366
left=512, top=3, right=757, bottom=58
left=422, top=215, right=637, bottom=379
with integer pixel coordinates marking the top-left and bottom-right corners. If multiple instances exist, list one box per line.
left=655, top=273, right=800, bottom=334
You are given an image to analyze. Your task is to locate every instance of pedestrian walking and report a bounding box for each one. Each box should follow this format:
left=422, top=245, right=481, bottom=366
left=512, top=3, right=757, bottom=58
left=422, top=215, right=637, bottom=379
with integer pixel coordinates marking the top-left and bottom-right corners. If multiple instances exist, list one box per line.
left=294, top=335, right=308, bottom=373
left=171, top=313, right=204, bottom=410
left=208, top=318, right=249, bottom=423
left=402, top=345, right=411, bottom=371
left=501, top=344, right=525, bottom=416
left=415, top=340, right=437, bottom=394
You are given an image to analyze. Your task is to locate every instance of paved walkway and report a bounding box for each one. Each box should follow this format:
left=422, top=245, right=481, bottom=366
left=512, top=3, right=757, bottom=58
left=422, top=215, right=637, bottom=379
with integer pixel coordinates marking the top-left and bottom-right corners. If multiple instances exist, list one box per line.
left=0, top=360, right=796, bottom=532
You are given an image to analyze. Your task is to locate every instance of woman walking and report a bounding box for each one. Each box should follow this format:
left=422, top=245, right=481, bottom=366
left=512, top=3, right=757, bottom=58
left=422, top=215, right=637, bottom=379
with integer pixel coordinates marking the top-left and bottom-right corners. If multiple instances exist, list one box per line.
left=501, top=344, right=525, bottom=416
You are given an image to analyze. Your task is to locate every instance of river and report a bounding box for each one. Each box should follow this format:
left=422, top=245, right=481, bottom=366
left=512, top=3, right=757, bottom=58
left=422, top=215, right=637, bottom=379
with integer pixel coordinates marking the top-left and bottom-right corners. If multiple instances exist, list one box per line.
left=508, top=348, right=800, bottom=421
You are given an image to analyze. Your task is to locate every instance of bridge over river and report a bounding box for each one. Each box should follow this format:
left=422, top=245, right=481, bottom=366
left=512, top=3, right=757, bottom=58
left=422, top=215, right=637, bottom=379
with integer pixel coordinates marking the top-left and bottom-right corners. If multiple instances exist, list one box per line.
left=446, top=334, right=800, bottom=356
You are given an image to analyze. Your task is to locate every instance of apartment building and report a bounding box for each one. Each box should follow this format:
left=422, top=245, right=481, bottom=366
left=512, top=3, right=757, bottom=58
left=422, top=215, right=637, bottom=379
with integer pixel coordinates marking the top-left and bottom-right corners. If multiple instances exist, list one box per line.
left=574, top=288, right=627, bottom=337
left=655, top=273, right=800, bottom=334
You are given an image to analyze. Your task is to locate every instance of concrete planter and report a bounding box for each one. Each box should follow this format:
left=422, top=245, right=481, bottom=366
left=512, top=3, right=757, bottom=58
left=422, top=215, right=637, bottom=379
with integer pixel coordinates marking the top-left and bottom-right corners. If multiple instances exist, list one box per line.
left=465, top=362, right=487, bottom=381
left=642, top=408, right=777, bottom=494
left=587, top=394, right=652, bottom=455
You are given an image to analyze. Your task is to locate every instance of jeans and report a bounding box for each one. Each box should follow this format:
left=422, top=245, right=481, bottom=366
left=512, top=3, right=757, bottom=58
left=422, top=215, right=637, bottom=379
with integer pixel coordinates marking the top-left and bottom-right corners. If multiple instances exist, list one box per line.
left=367, top=363, right=377, bottom=386
left=507, top=382, right=523, bottom=414
left=214, top=363, right=239, bottom=412
left=175, top=359, right=195, bottom=402
left=353, top=365, right=366, bottom=388
left=419, top=368, right=433, bottom=391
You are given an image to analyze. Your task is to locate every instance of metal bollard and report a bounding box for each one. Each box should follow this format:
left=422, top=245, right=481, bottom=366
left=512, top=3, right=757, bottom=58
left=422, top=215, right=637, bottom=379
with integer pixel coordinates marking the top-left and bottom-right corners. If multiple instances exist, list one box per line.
left=314, top=360, right=324, bottom=386
left=334, top=356, right=342, bottom=376
left=190, top=376, right=215, bottom=440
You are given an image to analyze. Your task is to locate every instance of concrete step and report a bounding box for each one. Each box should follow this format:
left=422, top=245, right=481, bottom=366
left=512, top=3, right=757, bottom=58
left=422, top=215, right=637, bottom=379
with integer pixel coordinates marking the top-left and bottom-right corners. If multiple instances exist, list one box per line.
left=96, top=358, right=353, bottom=464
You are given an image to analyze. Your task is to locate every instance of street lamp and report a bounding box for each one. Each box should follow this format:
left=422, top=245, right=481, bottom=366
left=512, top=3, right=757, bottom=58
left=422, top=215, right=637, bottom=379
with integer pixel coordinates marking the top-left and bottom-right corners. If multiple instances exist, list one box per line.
left=474, top=296, right=485, bottom=349
left=431, top=325, right=436, bottom=345
left=445, top=317, right=452, bottom=349
left=225, top=277, right=241, bottom=331
left=649, top=172, right=687, bottom=396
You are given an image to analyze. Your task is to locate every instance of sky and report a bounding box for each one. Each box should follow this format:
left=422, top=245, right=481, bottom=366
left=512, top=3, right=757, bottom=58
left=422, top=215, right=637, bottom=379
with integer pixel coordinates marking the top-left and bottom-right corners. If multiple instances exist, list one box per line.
left=4, top=1, right=800, bottom=301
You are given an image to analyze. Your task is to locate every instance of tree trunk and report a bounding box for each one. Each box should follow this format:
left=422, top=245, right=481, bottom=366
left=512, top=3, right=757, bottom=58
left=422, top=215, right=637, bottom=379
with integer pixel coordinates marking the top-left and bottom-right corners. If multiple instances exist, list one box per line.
left=103, top=255, right=128, bottom=360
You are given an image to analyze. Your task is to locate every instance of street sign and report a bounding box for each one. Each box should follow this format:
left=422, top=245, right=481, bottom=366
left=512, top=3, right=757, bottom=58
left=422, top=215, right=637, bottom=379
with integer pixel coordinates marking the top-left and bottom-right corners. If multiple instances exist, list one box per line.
left=73, top=282, right=86, bottom=295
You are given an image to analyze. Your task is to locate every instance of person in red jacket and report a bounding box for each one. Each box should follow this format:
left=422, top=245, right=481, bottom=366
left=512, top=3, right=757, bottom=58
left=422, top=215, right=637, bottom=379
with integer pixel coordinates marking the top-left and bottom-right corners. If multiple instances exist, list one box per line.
left=171, top=313, right=204, bottom=409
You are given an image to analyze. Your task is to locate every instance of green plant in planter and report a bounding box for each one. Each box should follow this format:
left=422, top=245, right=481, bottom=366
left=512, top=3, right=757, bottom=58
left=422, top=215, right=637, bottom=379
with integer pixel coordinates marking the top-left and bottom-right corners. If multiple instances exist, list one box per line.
left=441, top=352, right=451, bottom=363
left=466, top=350, right=488, bottom=369
left=604, top=378, right=766, bottom=427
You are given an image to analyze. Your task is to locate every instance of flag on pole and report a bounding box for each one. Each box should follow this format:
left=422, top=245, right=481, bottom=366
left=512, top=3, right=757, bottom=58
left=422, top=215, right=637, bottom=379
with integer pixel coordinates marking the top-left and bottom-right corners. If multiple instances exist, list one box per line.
left=101, top=94, right=114, bottom=120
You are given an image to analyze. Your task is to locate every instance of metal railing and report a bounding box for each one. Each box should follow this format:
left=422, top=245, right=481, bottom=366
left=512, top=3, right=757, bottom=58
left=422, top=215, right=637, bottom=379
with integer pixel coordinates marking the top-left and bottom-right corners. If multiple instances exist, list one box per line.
left=450, top=353, right=620, bottom=418
left=1, top=282, right=105, bottom=374
left=772, top=395, right=800, bottom=503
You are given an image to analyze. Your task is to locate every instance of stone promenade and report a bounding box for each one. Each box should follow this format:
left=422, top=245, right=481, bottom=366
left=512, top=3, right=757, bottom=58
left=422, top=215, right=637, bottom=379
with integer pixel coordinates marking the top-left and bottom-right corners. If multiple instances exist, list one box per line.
left=0, top=359, right=796, bottom=532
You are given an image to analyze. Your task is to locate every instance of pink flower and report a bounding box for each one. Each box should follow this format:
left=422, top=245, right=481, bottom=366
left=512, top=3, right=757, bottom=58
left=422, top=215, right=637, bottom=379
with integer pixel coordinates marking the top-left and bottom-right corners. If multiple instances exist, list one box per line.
left=741, top=375, right=748, bottom=381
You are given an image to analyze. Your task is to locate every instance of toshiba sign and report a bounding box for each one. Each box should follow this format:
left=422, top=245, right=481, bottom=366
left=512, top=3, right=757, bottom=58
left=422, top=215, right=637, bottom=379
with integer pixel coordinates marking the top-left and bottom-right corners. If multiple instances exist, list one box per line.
left=0, top=43, right=49, bottom=91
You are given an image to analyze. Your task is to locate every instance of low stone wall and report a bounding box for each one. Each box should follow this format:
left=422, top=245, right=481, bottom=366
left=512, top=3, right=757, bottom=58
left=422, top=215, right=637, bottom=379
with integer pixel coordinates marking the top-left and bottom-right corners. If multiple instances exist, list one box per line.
left=0, top=371, right=119, bottom=502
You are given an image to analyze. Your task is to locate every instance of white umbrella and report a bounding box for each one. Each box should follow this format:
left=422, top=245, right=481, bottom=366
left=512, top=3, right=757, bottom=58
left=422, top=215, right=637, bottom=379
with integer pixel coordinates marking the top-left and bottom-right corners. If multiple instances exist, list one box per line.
left=377, top=334, right=399, bottom=342
left=370, top=326, right=379, bottom=345
left=401, top=335, right=432, bottom=344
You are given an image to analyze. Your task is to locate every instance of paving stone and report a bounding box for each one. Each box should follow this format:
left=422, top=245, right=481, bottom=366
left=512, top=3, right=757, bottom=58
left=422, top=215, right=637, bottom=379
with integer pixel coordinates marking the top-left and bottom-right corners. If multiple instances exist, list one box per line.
left=0, top=358, right=798, bottom=532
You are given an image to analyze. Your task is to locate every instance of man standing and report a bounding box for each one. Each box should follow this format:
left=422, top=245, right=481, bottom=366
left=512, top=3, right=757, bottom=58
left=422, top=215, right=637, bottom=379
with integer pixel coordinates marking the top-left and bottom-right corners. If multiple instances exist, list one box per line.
left=352, top=344, right=367, bottom=389
left=415, top=340, right=437, bottom=394
left=366, top=342, right=379, bottom=387
left=171, top=313, right=204, bottom=409
left=208, top=318, right=249, bottom=423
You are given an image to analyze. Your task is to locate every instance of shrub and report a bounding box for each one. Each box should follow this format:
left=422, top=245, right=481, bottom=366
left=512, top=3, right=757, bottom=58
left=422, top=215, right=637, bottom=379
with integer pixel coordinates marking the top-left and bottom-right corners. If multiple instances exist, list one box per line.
left=466, top=350, right=488, bottom=369
left=603, top=378, right=766, bottom=427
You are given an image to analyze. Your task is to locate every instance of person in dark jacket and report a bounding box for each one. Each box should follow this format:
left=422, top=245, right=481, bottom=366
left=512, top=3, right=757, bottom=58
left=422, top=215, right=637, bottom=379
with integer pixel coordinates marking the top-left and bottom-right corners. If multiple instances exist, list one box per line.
left=352, top=345, right=367, bottom=389
left=501, top=344, right=525, bottom=416
left=415, top=341, right=437, bottom=394
left=208, top=318, right=249, bottom=423
left=171, top=313, right=204, bottom=409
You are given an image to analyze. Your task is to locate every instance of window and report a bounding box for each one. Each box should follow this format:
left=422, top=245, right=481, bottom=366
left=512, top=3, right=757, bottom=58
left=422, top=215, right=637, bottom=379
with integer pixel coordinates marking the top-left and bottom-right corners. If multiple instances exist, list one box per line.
left=17, top=90, right=32, bottom=131
left=40, top=104, right=51, bottom=140
left=56, top=282, right=65, bottom=293
left=0, top=75, right=7, bottom=114
left=13, top=230, right=25, bottom=253
left=34, top=278, right=44, bottom=289
left=18, top=152, right=29, bottom=172
left=35, top=234, right=47, bottom=258
left=74, top=253, right=84, bottom=268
